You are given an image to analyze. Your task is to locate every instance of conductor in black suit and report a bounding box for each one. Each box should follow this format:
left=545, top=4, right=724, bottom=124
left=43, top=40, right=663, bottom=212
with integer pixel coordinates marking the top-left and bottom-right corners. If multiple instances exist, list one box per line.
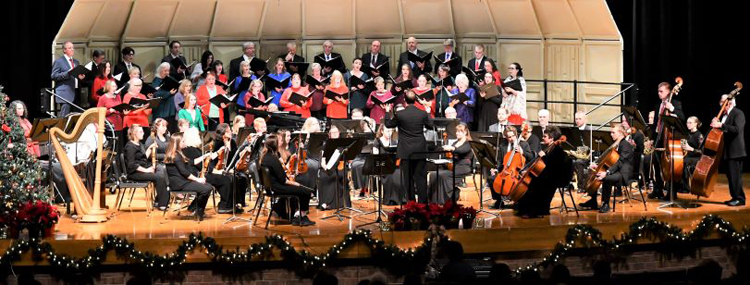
left=160, top=40, right=188, bottom=80
left=710, top=95, right=746, bottom=206
left=361, top=40, right=390, bottom=79
left=648, top=82, right=684, bottom=200
left=397, top=37, right=432, bottom=77
left=384, top=90, right=434, bottom=203
left=113, top=47, right=141, bottom=88
left=279, top=41, right=305, bottom=63
left=580, top=124, right=634, bottom=213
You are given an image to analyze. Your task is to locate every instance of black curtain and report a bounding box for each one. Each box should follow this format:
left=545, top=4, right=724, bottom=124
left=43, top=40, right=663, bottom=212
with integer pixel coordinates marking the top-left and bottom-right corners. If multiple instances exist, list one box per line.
left=608, top=0, right=750, bottom=169
left=0, top=0, right=74, bottom=119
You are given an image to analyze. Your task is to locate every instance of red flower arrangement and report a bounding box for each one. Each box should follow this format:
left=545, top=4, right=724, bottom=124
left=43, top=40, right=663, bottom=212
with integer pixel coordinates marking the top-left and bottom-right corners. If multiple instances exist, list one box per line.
left=3, top=201, right=59, bottom=238
left=388, top=201, right=477, bottom=231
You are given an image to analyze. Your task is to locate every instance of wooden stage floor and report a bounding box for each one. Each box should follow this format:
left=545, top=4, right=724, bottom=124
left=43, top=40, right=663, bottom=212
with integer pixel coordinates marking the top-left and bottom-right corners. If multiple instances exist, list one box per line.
left=6, top=174, right=750, bottom=264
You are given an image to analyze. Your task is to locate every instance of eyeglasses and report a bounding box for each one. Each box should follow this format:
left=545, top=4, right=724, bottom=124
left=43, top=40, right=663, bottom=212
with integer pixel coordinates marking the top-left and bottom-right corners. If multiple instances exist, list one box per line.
left=508, top=67, right=516, bottom=70
left=133, top=84, right=142, bottom=87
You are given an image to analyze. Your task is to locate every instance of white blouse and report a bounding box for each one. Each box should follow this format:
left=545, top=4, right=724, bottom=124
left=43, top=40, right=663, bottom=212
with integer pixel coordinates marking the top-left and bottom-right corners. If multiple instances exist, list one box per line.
left=501, top=77, right=527, bottom=120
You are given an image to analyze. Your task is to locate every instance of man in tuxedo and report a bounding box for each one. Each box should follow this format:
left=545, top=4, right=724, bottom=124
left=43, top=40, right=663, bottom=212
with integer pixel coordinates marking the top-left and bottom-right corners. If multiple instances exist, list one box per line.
left=229, top=42, right=257, bottom=80
left=488, top=125, right=534, bottom=209
left=51, top=41, right=86, bottom=117
left=314, top=40, right=346, bottom=76
left=467, top=44, right=488, bottom=73
left=434, top=39, right=462, bottom=77
left=361, top=40, right=390, bottom=79
left=279, top=41, right=305, bottom=63
left=161, top=40, right=188, bottom=81
left=580, top=124, right=634, bottom=213
left=710, top=95, right=746, bottom=206
left=82, top=49, right=106, bottom=93
left=113, top=47, right=141, bottom=88
left=529, top=109, right=550, bottom=154
left=398, top=37, right=432, bottom=77
left=384, top=91, right=434, bottom=203
left=647, top=82, right=684, bottom=200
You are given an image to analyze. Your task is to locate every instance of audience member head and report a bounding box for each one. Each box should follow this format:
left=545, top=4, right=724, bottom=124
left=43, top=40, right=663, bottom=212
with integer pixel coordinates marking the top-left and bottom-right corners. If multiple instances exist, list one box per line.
left=313, top=271, right=338, bottom=285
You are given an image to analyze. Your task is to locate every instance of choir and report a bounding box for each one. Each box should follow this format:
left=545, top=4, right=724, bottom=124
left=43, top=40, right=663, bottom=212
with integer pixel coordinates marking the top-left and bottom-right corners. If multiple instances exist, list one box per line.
left=36, top=39, right=746, bottom=224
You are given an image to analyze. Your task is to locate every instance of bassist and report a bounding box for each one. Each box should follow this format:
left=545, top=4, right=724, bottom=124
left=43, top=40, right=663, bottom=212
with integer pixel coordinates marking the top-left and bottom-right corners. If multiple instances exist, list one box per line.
left=710, top=95, right=746, bottom=206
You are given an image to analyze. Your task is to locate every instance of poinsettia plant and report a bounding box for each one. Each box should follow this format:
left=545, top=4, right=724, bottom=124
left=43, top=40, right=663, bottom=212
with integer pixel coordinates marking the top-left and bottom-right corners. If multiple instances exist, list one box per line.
left=388, top=201, right=476, bottom=231
left=5, top=201, right=59, bottom=230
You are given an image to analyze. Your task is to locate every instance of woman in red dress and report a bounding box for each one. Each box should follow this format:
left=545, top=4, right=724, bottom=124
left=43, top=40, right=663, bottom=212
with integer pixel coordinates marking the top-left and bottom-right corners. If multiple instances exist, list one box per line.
left=280, top=74, right=313, bottom=118
left=90, top=60, right=115, bottom=105
left=323, top=70, right=349, bottom=119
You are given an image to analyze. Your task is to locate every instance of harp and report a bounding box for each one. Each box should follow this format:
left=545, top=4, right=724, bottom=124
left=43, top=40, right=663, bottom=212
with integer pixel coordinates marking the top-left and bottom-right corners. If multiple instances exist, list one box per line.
left=49, top=107, right=109, bottom=222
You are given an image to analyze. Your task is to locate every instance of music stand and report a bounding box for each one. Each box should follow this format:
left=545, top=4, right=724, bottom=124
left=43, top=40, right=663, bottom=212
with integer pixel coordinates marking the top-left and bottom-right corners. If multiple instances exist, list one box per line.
left=656, top=115, right=691, bottom=212
left=331, top=119, right=364, bottom=135
left=469, top=140, right=500, bottom=217
left=31, top=118, right=69, bottom=212
left=356, top=154, right=397, bottom=228
left=321, top=137, right=365, bottom=220
left=622, top=106, right=649, bottom=134
left=431, top=118, right=459, bottom=144
left=590, top=130, right=614, bottom=153
left=222, top=141, right=252, bottom=226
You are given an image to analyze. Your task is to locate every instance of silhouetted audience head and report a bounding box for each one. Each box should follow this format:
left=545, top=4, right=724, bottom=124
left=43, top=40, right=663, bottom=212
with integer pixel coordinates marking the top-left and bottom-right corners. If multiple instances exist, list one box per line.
left=592, top=260, right=611, bottom=284
left=488, top=263, right=512, bottom=284
left=443, top=240, right=465, bottom=261
left=688, top=259, right=722, bottom=284
left=402, top=273, right=423, bottom=285
left=313, top=271, right=338, bottom=285
left=550, top=264, right=571, bottom=285
left=519, top=269, right=542, bottom=285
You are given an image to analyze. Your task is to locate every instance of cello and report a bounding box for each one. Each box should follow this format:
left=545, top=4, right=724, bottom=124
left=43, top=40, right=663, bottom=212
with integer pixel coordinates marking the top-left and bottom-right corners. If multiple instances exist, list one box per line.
left=584, top=139, right=621, bottom=195
left=691, top=82, right=742, bottom=197
left=492, top=126, right=529, bottom=195
left=659, top=77, right=684, bottom=183
left=507, top=135, right=566, bottom=202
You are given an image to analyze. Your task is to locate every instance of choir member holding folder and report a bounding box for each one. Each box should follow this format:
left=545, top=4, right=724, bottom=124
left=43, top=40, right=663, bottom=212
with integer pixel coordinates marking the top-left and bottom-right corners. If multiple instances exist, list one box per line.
left=500, top=62, right=527, bottom=125
left=450, top=74, right=476, bottom=124
left=243, top=80, right=269, bottom=123
left=391, top=64, right=417, bottom=105
left=233, top=61, right=258, bottom=107
left=280, top=74, right=313, bottom=118
left=90, top=60, right=115, bottom=105
left=478, top=72, right=502, bottom=131
left=114, top=47, right=141, bottom=88
left=267, top=59, right=292, bottom=106
left=413, top=75, right=435, bottom=118
left=361, top=40, right=390, bottom=79
left=123, top=78, right=152, bottom=136
left=196, top=72, right=226, bottom=130
left=153, top=62, right=179, bottom=129
left=398, top=37, right=432, bottom=77
left=344, top=58, right=370, bottom=113
left=314, top=40, right=346, bottom=76
left=366, top=77, right=395, bottom=124
left=97, top=81, right=124, bottom=142
left=324, top=70, right=349, bottom=119
left=280, top=41, right=305, bottom=63
left=306, top=63, right=330, bottom=120
left=178, top=93, right=205, bottom=132
left=434, top=39, right=462, bottom=77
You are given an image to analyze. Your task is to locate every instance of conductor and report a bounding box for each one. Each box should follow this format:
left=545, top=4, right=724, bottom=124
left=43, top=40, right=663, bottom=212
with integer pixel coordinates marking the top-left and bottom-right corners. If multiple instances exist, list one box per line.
left=384, top=90, right=434, bottom=203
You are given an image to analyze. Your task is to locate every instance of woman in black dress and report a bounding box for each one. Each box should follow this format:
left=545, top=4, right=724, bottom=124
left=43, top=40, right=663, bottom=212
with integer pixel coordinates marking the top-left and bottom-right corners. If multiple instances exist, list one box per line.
left=681, top=116, right=704, bottom=192
left=123, top=125, right=169, bottom=209
left=145, top=118, right=170, bottom=194
left=376, top=125, right=405, bottom=205
left=317, top=125, right=350, bottom=210
left=477, top=72, right=503, bottom=131
left=164, top=132, right=212, bottom=220
left=181, top=128, right=234, bottom=213
left=428, top=123, right=473, bottom=204
left=260, top=134, right=315, bottom=226
left=210, top=123, right=248, bottom=212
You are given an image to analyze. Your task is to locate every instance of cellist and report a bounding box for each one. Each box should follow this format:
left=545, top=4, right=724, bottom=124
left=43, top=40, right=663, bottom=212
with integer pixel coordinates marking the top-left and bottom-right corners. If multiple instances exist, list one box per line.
left=488, top=126, right=533, bottom=209
left=648, top=82, right=685, bottom=200
left=579, top=124, right=634, bottom=213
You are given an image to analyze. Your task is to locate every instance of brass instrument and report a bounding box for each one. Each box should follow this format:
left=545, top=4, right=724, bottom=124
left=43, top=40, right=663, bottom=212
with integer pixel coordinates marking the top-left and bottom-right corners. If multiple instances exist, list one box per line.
left=643, top=138, right=654, bottom=155
left=49, top=108, right=108, bottom=222
left=565, top=146, right=591, bottom=160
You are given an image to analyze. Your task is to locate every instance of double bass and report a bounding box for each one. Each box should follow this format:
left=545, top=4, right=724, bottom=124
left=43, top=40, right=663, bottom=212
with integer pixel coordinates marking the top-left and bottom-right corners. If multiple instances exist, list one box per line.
left=658, top=77, right=684, bottom=183
left=584, top=138, right=622, bottom=195
left=691, top=82, right=742, bottom=197
left=492, top=126, right=529, bottom=195
left=508, top=135, right=566, bottom=202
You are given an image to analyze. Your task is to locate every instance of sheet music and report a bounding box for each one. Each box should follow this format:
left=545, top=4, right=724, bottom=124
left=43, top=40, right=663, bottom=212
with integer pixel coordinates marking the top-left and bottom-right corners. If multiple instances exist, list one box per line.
left=113, top=73, right=123, bottom=81
left=323, top=149, right=341, bottom=171
left=84, top=61, right=93, bottom=70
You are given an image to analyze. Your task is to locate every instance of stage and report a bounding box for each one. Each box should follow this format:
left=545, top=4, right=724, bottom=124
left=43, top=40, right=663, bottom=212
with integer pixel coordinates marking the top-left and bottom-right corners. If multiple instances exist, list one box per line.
left=3, top=174, right=750, bottom=267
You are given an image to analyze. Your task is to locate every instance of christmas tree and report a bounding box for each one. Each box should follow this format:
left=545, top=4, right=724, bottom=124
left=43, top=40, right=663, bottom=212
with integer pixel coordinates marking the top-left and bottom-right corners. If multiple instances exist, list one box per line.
left=0, top=86, right=50, bottom=223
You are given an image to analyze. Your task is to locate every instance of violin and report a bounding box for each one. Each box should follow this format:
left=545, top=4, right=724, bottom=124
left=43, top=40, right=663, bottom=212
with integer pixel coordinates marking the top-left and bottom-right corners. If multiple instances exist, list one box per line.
left=492, top=126, right=529, bottom=196
left=443, top=132, right=454, bottom=171
left=286, top=133, right=309, bottom=178
left=199, top=141, right=215, bottom=178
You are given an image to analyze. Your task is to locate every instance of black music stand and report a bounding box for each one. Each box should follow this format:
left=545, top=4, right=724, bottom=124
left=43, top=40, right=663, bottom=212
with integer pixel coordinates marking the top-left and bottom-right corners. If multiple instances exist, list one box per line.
left=31, top=118, right=68, bottom=211
left=222, top=141, right=253, bottom=226
left=356, top=154, right=397, bottom=228
left=591, top=130, right=614, bottom=153
left=331, top=119, right=364, bottom=135
left=321, top=137, right=365, bottom=220
left=622, top=106, right=649, bottom=133
left=469, top=140, right=500, bottom=217
left=656, top=115, right=691, bottom=212
left=431, top=118, right=459, bottom=143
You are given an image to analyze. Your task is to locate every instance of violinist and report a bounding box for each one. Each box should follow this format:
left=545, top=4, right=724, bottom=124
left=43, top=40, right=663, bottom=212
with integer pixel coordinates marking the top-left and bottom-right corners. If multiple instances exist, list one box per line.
left=145, top=118, right=170, bottom=193
left=259, top=134, right=315, bottom=226
left=181, top=128, right=234, bottom=214
left=648, top=82, right=685, bottom=200
left=210, top=123, right=247, bottom=213
left=164, top=132, right=212, bottom=221
left=124, top=125, right=169, bottom=210
left=579, top=124, right=634, bottom=213
left=515, top=126, right=572, bottom=218
left=488, top=126, right=533, bottom=209
left=681, top=116, right=704, bottom=193
left=293, top=117, right=322, bottom=195
left=428, top=123, right=473, bottom=204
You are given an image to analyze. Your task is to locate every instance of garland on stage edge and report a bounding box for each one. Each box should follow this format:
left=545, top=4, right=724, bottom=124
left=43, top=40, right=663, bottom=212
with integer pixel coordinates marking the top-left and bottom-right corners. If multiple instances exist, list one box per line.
left=0, top=214, right=749, bottom=277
